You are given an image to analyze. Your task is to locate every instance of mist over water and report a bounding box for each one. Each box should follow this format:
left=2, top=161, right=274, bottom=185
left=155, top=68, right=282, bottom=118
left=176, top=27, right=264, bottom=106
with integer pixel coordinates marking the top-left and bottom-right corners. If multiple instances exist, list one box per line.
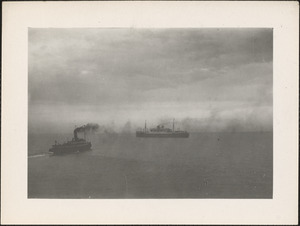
left=29, top=111, right=272, bottom=136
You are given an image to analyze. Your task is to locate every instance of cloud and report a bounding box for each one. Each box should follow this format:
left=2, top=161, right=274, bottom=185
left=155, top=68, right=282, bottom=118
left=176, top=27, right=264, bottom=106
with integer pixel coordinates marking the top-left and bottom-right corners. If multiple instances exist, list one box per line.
left=28, top=28, right=273, bottom=132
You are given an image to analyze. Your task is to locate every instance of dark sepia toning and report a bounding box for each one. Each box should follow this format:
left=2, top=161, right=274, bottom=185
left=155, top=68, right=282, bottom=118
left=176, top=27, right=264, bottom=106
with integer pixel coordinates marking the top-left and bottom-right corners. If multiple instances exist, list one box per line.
left=28, top=28, right=273, bottom=199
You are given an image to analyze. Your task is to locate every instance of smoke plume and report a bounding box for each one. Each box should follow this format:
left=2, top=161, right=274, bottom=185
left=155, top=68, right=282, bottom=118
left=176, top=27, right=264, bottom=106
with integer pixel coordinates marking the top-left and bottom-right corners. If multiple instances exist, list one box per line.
left=75, top=123, right=99, bottom=133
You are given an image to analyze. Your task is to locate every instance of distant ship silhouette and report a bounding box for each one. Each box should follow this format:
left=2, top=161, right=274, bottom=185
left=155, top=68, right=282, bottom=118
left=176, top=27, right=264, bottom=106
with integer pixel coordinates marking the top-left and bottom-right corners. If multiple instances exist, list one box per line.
left=136, top=119, right=189, bottom=138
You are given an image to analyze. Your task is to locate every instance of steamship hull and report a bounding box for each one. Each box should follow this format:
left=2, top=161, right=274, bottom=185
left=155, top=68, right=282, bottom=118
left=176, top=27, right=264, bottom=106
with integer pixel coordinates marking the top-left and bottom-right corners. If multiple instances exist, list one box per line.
left=49, top=142, right=92, bottom=155
left=136, top=131, right=189, bottom=138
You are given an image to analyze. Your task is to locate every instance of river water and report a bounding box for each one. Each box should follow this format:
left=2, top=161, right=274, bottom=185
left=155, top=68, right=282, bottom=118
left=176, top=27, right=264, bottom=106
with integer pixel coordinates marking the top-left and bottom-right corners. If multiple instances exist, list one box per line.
left=28, top=132, right=272, bottom=198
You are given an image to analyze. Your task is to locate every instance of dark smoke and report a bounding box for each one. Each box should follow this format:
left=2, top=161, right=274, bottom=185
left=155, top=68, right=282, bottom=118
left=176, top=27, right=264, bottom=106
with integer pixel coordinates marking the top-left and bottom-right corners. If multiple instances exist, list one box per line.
left=75, top=123, right=99, bottom=133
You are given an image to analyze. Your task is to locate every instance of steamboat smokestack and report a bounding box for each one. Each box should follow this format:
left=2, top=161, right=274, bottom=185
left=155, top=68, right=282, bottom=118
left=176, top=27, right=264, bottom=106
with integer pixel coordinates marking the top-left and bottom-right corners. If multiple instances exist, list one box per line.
left=173, top=118, right=175, bottom=132
left=74, top=128, right=79, bottom=141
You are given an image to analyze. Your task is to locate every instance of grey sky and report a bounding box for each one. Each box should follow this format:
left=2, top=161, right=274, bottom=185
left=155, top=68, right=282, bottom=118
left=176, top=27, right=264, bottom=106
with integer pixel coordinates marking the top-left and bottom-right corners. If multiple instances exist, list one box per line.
left=28, top=28, right=272, bottom=132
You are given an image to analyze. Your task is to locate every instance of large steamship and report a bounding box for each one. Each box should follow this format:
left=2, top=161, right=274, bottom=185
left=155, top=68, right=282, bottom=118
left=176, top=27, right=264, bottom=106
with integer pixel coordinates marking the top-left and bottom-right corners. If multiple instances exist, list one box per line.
left=49, top=125, right=92, bottom=155
left=136, top=119, right=189, bottom=138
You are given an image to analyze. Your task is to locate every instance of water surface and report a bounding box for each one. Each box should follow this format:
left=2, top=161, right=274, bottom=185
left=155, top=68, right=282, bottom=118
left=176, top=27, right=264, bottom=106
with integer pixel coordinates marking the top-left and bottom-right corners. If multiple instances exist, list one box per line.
left=28, top=132, right=272, bottom=198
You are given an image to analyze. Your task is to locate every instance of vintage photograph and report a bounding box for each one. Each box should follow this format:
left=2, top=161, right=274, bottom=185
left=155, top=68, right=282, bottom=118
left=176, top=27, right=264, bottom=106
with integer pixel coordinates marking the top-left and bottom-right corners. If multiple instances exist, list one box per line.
left=28, top=28, right=273, bottom=199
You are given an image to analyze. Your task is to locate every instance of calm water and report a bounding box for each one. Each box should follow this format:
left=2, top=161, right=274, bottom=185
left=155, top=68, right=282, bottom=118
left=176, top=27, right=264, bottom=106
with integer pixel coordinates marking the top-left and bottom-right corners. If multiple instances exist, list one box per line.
left=28, top=132, right=272, bottom=198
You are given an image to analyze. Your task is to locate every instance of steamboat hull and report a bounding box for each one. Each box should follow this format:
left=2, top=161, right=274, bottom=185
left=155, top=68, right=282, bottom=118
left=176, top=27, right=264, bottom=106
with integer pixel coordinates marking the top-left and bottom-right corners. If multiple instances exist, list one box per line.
left=49, top=143, right=92, bottom=155
left=136, top=132, right=189, bottom=138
